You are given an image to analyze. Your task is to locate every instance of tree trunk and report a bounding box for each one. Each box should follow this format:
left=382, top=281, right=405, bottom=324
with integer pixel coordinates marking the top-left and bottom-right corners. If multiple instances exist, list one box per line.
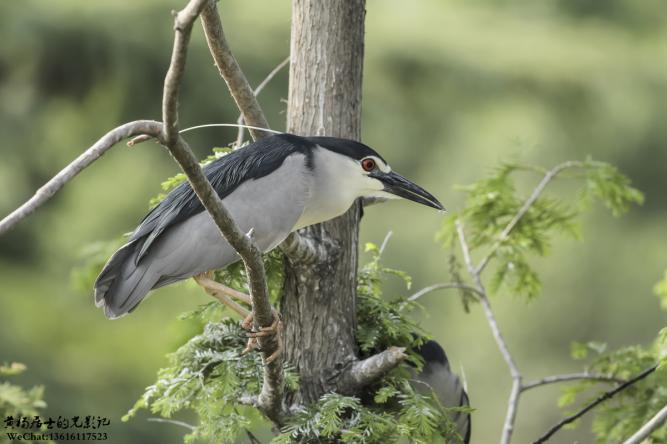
left=281, top=0, right=366, bottom=405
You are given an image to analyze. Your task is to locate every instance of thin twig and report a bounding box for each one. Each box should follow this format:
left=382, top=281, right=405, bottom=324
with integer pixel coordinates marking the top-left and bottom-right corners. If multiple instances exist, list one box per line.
left=180, top=123, right=282, bottom=136
left=127, top=133, right=153, bottom=146
left=622, top=402, right=667, bottom=444
left=236, top=56, right=290, bottom=147
left=475, top=161, right=583, bottom=275
left=147, top=417, right=196, bottom=431
left=407, top=282, right=483, bottom=302
left=252, top=57, right=290, bottom=102
left=132, top=122, right=283, bottom=146
left=0, top=120, right=162, bottom=236
left=456, top=221, right=521, bottom=381
left=456, top=220, right=521, bottom=444
left=532, top=364, right=658, bottom=444
left=200, top=2, right=270, bottom=141
left=378, top=230, right=393, bottom=256
left=522, top=373, right=625, bottom=391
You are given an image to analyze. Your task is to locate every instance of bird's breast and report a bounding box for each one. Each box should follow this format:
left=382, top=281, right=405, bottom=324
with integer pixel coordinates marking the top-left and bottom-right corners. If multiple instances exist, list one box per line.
left=294, top=189, right=355, bottom=230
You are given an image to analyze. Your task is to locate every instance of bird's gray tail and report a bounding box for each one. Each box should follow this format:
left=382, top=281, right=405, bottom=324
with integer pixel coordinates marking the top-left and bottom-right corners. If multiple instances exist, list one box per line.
left=414, top=340, right=472, bottom=444
left=94, top=239, right=159, bottom=319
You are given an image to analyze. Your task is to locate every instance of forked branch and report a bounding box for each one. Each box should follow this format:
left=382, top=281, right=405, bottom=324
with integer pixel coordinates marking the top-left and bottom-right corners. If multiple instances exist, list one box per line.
left=446, top=164, right=643, bottom=444
left=455, top=220, right=521, bottom=444
left=0, top=0, right=285, bottom=423
left=161, top=0, right=283, bottom=422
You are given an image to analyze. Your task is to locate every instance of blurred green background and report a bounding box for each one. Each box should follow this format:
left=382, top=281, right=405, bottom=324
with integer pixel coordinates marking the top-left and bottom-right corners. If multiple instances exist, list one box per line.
left=1, top=0, right=666, bottom=442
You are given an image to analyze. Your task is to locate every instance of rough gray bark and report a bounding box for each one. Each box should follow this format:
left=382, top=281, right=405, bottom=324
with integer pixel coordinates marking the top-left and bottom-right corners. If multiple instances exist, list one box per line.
left=281, top=0, right=367, bottom=405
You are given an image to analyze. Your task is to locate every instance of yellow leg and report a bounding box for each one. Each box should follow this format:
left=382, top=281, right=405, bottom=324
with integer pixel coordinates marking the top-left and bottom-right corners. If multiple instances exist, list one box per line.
left=193, top=273, right=251, bottom=318
left=193, top=273, right=282, bottom=363
left=194, top=274, right=253, bottom=305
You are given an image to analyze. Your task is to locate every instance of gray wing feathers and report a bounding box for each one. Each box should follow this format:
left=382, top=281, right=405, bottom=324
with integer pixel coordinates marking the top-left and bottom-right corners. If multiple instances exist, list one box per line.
left=135, top=206, right=179, bottom=264
left=94, top=153, right=309, bottom=319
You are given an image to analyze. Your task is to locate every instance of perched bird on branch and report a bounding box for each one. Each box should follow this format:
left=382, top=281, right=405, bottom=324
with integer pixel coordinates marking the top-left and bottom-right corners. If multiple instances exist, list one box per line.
left=414, top=340, right=472, bottom=444
left=95, top=133, right=443, bottom=320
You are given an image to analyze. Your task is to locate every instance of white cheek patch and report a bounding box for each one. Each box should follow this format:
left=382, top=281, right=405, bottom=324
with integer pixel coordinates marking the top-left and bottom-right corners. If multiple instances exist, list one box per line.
left=364, top=175, right=385, bottom=191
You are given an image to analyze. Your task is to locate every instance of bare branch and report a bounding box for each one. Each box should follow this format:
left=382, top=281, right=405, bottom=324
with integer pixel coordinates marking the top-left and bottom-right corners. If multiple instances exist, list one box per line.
left=455, top=220, right=521, bottom=444
left=532, top=364, right=658, bottom=444
left=503, top=381, right=522, bottom=444
left=378, top=230, right=393, bottom=256
left=522, top=373, right=625, bottom=391
left=453, top=160, right=643, bottom=444
left=336, top=347, right=407, bottom=394
left=456, top=220, right=475, bottom=277
left=622, top=403, right=667, bottom=444
left=162, top=0, right=210, bottom=143
left=160, top=0, right=283, bottom=422
left=252, top=57, right=291, bottom=101
left=0, top=120, right=163, bottom=237
left=236, top=56, right=290, bottom=147
left=456, top=221, right=520, bottom=380
left=127, top=133, right=154, bottom=146
left=408, top=282, right=483, bottom=302
left=200, top=2, right=271, bottom=141
left=475, top=161, right=583, bottom=275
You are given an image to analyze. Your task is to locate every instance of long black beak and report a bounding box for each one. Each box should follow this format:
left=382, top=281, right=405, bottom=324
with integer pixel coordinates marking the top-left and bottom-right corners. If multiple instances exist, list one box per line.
left=374, top=171, right=445, bottom=211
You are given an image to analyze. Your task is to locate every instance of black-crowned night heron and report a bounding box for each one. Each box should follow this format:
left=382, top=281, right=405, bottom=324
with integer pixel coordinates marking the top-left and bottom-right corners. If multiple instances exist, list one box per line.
left=414, top=340, right=471, bottom=443
left=94, top=133, right=444, bottom=344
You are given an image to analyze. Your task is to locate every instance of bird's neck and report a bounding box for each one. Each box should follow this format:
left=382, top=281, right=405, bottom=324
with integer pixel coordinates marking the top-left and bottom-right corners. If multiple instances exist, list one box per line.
left=294, top=146, right=363, bottom=230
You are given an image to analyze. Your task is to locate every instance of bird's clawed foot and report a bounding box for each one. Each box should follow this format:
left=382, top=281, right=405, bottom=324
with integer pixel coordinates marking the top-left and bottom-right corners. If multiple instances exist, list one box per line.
left=241, top=308, right=282, bottom=364
left=194, top=273, right=282, bottom=364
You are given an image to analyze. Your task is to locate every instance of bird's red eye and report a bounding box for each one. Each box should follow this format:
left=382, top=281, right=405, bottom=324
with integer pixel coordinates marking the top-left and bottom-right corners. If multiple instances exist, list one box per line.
left=361, top=158, right=376, bottom=172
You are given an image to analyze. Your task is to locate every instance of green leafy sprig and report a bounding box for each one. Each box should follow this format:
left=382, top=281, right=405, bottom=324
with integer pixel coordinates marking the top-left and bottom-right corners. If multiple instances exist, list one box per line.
left=439, top=160, right=643, bottom=299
